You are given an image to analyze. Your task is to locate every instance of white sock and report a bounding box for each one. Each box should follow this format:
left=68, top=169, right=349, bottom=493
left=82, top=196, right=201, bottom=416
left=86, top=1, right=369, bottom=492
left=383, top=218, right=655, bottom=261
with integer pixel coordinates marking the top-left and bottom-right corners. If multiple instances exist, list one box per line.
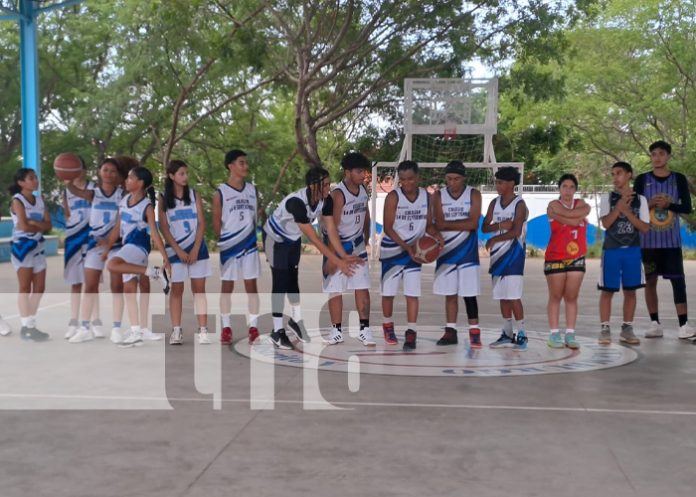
left=173, top=326, right=182, bottom=332
left=29, top=315, right=36, bottom=328
left=566, top=328, right=575, bottom=334
left=550, top=328, right=559, bottom=334
left=21, top=317, right=31, bottom=327
left=469, top=323, right=480, bottom=330
left=273, top=316, right=284, bottom=332
left=248, top=314, right=259, bottom=328
left=446, top=322, right=456, bottom=329
left=407, top=322, right=417, bottom=330
left=221, top=314, right=231, bottom=328
left=503, top=319, right=513, bottom=335
left=130, top=325, right=141, bottom=333
left=516, top=319, right=525, bottom=332
left=291, top=305, right=302, bottom=322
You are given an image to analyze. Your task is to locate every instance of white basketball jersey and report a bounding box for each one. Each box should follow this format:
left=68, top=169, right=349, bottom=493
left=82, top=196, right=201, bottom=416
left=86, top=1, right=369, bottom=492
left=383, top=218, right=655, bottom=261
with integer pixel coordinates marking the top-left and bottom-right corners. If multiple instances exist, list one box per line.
left=334, top=181, right=369, bottom=242
left=89, top=186, right=123, bottom=242
left=217, top=182, right=258, bottom=256
left=438, top=186, right=479, bottom=266
left=379, top=187, right=428, bottom=260
left=489, top=195, right=527, bottom=276
left=265, top=187, right=323, bottom=243
left=65, top=181, right=94, bottom=237
left=11, top=193, right=45, bottom=242
left=164, top=189, right=201, bottom=258
left=119, top=194, right=151, bottom=253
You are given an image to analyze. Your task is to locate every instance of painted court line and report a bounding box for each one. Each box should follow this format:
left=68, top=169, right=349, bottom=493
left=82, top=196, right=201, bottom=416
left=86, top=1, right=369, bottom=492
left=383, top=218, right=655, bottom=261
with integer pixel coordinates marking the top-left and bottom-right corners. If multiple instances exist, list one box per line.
left=1, top=392, right=695, bottom=416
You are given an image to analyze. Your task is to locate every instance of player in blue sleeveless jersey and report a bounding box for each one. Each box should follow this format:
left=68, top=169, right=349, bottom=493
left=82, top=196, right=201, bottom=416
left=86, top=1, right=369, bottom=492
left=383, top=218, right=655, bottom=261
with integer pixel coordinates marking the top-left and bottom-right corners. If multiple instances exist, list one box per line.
left=159, top=160, right=212, bottom=345
left=8, top=168, right=52, bottom=341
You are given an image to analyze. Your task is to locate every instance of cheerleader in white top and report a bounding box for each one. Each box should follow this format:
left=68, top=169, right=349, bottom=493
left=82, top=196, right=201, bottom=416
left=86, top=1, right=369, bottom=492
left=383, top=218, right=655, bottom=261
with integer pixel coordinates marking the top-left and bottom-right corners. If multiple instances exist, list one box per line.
left=380, top=160, right=443, bottom=351
left=104, top=166, right=171, bottom=348
left=61, top=157, right=97, bottom=339
left=482, top=167, right=529, bottom=350
left=212, top=150, right=261, bottom=345
left=158, top=160, right=212, bottom=345
left=8, top=168, right=52, bottom=341
left=64, top=158, right=125, bottom=344
left=432, top=161, right=483, bottom=349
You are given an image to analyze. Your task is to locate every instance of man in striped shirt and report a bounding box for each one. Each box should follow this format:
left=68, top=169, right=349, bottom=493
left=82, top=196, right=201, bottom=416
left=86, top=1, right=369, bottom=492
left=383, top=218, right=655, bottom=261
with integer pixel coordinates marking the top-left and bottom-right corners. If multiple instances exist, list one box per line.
left=633, top=140, right=695, bottom=339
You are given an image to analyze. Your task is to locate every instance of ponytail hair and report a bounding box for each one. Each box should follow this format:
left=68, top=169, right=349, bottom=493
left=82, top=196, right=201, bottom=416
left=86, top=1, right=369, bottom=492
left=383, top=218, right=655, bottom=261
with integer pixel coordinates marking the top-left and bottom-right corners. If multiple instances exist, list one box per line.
left=8, top=168, right=34, bottom=196
left=163, top=160, right=191, bottom=210
left=129, top=166, right=155, bottom=204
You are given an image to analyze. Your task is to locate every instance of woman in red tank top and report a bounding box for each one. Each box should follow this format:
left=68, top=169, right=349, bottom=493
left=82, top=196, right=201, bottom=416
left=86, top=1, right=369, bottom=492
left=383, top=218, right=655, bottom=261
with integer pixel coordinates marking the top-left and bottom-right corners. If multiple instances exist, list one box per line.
left=544, top=174, right=590, bottom=349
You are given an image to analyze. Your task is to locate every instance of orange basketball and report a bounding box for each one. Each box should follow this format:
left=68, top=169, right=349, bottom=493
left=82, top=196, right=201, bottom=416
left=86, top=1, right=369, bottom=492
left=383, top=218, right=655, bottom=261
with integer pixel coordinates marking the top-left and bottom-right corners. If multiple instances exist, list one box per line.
left=414, top=235, right=441, bottom=263
left=53, top=152, right=83, bottom=181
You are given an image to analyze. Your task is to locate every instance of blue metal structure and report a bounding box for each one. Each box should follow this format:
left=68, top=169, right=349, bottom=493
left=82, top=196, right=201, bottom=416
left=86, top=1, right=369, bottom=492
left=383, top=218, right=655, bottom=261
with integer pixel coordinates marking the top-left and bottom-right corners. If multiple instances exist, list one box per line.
left=0, top=0, right=84, bottom=191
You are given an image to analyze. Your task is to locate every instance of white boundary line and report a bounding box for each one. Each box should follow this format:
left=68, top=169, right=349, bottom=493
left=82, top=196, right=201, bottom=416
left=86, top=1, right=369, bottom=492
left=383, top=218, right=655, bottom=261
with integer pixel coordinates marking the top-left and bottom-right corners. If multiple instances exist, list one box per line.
left=1, top=393, right=695, bottom=416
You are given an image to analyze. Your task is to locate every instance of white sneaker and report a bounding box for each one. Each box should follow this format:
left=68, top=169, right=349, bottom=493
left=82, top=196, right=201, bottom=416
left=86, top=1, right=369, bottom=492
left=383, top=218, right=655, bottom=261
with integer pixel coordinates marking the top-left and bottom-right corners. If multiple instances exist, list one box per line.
left=145, top=265, right=170, bottom=295
left=198, top=329, right=211, bottom=345
left=119, top=329, right=143, bottom=348
left=68, top=326, right=94, bottom=344
left=645, top=321, right=664, bottom=338
left=110, top=327, right=124, bottom=344
left=678, top=323, right=696, bottom=339
left=323, top=326, right=344, bottom=345
left=357, top=327, right=377, bottom=347
left=91, top=321, right=105, bottom=339
left=141, top=328, right=163, bottom=341
left=169, top=328, right=183, bottom=345
left=0, top=317, right=12, bottom=336
left=65, top=323, right=79, bottom=339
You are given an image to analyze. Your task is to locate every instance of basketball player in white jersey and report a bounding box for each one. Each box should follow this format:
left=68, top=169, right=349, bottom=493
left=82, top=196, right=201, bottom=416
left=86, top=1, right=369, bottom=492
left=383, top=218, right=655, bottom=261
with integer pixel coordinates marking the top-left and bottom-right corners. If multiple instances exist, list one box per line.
left=8, top=168, right=52, bottom=341
left=212, top=149, right=262, bottom=345
left=323, top=152, right=375, bottom=346
left=62, top=157, right=97, bottom=339
left=432, top=161, right=483, bottom=348
left=482, top=166, right=529, bottom=350
left=159, top=160, right=212, bottom=345
left=64, top=158, right=124, bottom=343
left=380, top=160, right=443, bottom=351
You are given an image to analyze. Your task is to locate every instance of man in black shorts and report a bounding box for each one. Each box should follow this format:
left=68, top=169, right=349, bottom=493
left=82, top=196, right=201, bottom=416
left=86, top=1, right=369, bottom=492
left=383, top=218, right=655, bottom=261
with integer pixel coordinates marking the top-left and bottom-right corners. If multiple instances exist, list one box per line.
left=634, top=140, right=694, bottom=339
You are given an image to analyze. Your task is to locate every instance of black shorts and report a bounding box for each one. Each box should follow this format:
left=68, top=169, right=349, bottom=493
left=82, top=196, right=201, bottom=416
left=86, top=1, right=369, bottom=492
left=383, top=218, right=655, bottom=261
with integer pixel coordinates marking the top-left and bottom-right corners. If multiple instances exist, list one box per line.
left=262, top=231, right=301, bottom=270
left=641, top=248, right=684, bottom=279
left=544, top=257, right=586, bottom=275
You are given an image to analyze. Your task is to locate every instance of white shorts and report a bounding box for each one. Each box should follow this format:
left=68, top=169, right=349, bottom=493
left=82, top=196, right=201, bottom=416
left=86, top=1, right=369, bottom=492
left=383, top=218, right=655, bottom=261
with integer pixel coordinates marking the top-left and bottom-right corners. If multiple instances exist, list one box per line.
left=492, top=275, right=524, bottom=300
left=323, top=258, right=370, bottom=293
left=113, top=244, right=149, bottom=283
left=11, top=241, right=46, bottom=273
left=220, top=250, right=260, bottom=281
left=433, top=264, right=481, bottom=297
left=170, top=258, right=212, bottom=283
left=64, top=250, right=86, bottom=285
left=84, top=245, right=118, bottom=272
left=381, top=264, right=421, bottom=298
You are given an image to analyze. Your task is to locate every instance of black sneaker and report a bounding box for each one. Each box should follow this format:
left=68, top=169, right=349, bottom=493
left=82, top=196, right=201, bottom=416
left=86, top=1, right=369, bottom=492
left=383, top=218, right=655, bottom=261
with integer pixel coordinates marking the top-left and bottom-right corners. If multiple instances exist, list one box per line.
left=403, top=329, right=417, bottom=351
left=270, top=329, right=294, bottom=350
left=436, top=327, right=458, bottom=345
left=288, top=318, right=310, bottom=343
left=21, top=327, right=49, bottom=342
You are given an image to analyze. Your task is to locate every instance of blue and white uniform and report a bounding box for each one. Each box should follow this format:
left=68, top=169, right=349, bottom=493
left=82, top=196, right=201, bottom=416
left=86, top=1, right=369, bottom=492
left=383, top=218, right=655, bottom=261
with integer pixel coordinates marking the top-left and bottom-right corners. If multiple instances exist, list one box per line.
left=10, top=193, right=47, bottom=273
left=217, top=182, right=260, bottom=281
left=114, top=193, right=151, bottom=282
left=162, top=189, right=211, bottom=283
left=379, top=187, right=428, bottom=297
left=84, top=185, right=123, bottom=271
left=488, top=195, right=528, bottom=300
left=322, top=181, right=370, bottom=293
left=63, top=181, right=94, bottom=284
left=433, top=186, right=481, bottom=297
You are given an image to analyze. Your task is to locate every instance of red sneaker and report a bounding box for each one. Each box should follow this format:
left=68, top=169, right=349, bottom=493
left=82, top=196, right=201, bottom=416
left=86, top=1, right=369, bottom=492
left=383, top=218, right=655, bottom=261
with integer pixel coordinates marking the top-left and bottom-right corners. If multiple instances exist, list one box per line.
left=469, top=327, right=482, bottom=349
left=383, top=323, right=398, bottom=345
left=221, top=326, right=233, bottom=345
left=248, top=326, right=259, bottom=344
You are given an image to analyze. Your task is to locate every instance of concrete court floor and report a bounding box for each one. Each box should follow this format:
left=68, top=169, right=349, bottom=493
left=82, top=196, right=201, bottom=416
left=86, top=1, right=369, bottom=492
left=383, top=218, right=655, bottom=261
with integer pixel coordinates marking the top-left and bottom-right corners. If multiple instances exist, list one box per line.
left=0, top=253, right=695, bottom=497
